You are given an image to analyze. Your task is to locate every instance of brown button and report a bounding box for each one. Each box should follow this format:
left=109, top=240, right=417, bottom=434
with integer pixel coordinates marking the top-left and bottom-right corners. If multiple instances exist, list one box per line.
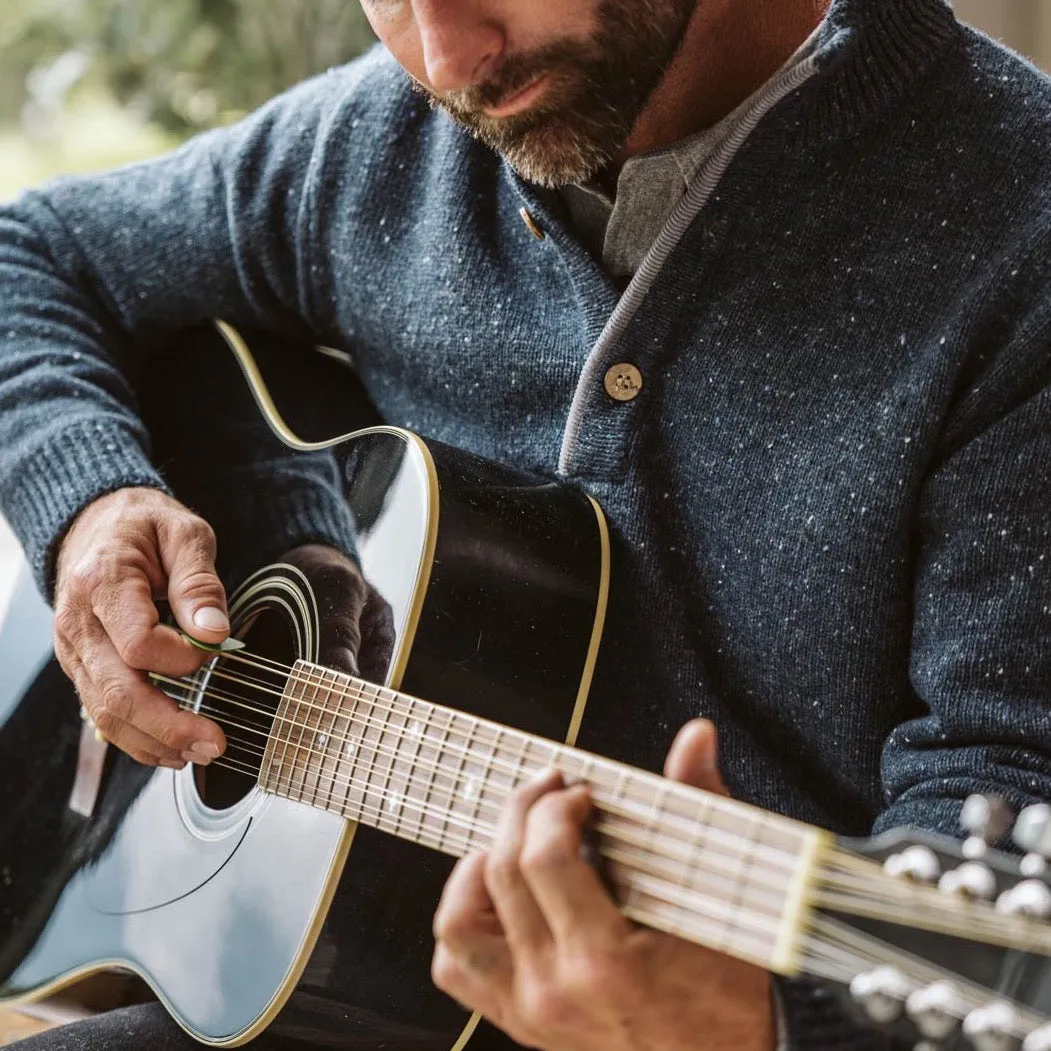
left=604, top=363, right=643, bottom=402
left=519, top=207, right=545, bottom=241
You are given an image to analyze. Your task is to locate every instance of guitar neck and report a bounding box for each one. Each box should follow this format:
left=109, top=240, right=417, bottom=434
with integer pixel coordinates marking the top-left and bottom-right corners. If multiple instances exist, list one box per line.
left=256, top=661, right=828, bottom=975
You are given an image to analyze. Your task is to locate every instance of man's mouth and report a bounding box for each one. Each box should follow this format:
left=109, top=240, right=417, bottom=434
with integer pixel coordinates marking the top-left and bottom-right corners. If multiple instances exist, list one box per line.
left=482, top=73, right=553, bottom=119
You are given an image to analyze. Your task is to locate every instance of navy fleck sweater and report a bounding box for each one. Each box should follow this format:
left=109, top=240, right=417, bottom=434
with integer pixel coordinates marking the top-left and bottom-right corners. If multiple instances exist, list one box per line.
left=0, top=0, right=1050, bottom=1046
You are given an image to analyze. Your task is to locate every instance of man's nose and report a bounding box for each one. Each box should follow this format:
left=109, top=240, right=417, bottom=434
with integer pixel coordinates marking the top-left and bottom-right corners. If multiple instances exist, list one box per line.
left=414, top=0, right=505, bottom=94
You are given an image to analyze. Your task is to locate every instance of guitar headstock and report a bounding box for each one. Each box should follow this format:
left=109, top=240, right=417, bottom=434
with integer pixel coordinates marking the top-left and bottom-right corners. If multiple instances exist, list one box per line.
left=815, top=797, right=1051, bottom=1050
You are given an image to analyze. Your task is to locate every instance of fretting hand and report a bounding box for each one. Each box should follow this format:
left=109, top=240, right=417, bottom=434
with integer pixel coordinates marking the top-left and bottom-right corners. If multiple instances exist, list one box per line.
left=431, top=719, right=777, bottom=1051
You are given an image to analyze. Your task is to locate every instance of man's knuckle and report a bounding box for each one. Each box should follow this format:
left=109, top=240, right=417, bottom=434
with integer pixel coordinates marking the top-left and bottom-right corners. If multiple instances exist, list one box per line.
left=520, top=831, right=569, bottom=875
left=485, top=851, right=519, bottom=894
left=430, top=948, right=464, bottom=996
left=97, top=683, right=132, bottom=726
left=523, top=982, right=569, bottom=1031
left=174, top=569, right=222, bottom=601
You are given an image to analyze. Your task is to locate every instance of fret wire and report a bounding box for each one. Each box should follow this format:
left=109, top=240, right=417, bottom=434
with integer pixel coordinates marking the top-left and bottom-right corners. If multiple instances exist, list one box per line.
left=263, top=666, right=801, bottom=892
left=320, top=667, right=351, bottom=808
left=440, top=707, right=476, bottom=854
left=273, top=670, right=793, bottom=849
left=432, top=706, right=459, bottom=854
left=466, top=724, right=501, bottom=854
left=415, top=699, right=448, bottom=849
left=353, top=678, right=386, bottom=819
left=714, top=808, right=761, bottom=956
left=367, top=679, right=401, bottom=832
left=276, top=665, right=308, bottom=798
left=385, top=683, right=414, bottom=837
left=293, top=663, right=325, bottom=802
left=307, top=667, right=338, bottom=807
left=337, top=668, right=368, bottom=820
left=398, top=695, right=429, bottom=846
left=304, top=665, right=331, bottom=805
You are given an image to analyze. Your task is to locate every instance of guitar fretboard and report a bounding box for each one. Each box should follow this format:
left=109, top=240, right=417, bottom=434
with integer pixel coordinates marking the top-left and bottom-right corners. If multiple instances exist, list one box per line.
left=258, top=661, right=827, bottom=974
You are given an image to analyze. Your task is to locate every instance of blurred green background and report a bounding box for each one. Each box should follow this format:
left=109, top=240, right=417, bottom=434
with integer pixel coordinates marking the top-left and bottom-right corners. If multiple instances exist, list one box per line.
left=0, top=1, right=1049, bottom=202
left=0, top=0, right=375, bottom=200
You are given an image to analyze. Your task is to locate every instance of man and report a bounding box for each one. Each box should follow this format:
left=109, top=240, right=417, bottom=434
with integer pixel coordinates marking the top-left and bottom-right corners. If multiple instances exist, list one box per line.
left=0, top=0, right=1049, bottom=1047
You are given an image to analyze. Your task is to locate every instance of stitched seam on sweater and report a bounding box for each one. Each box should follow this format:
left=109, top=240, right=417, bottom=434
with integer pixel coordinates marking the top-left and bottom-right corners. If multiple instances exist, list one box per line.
left=557, top=47, right=832, bottom=475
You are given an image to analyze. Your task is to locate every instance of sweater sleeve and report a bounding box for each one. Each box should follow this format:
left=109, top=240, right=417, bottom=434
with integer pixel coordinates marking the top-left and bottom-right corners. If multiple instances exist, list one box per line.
left=0, top=61, right=369, bottom=598
left=874, top=243, right=1051, bottom=841
left=776, top=241, right=1051, bottom=1051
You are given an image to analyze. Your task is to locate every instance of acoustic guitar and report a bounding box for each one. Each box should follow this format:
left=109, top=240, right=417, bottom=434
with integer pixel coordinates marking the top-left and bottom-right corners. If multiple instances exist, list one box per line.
left=1, top=322, right=1050, bottom=1050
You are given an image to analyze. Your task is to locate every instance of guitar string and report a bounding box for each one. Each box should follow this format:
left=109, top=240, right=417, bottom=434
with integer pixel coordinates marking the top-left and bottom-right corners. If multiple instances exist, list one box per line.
left=167, top=710, right=787, bottom=946
left=180, top=700, right=789, bottom=920
left=160, top=678, right=1051, bottom=962
left=153, top=667, right=1049, bottom=952
left=216, top=658, right=1051, bottom=946
left=155, top=715, right=1047, bottom=1026
left=155, top=664, right=804, bottom=875
left=149, top=656, right=1050, bottom=951
left=156, top=678, right=800, bottom=910
left=214, top=651, right=811, bottom=837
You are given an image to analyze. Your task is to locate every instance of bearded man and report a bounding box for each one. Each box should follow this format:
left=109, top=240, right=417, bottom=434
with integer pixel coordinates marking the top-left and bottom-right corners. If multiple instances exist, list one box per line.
left=0, top=0, right=1048, bottom=1048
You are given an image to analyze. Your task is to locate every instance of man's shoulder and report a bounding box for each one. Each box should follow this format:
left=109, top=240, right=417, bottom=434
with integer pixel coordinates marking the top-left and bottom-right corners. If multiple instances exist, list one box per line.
left=944, top=25, right=1051, bottom=170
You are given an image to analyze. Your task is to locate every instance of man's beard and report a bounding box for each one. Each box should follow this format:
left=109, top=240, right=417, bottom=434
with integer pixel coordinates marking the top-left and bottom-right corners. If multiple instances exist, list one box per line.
left=413, top=0, right=697, bottom=188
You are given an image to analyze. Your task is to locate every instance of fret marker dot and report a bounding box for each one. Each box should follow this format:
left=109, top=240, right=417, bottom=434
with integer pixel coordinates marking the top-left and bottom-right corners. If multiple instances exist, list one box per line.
left=386, top=793, right=403, bottom=814
left=461, top=778, right=480, bottom=802
left=317, top=734, right=329, bottom=749
left=408, top=721, right=423, bottom=739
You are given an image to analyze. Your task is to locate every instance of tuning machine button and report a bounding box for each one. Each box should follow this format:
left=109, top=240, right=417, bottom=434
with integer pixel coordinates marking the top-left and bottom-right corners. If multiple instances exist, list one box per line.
left=884, top=845, right=942, bottom=883
left=995, top=879, right=1051, bottom=919
left=962, top=795, right=1014, bottom=858
left=1023, top=1024, right=1051, bottom=1051
left=850, top=966, right=911, bottom=1023
left=963, top=1002, right=1022, bottom=1051
left=906, top=981, right=966, bottom=1040
left=1015, top=805, right=1051, bottom=858
left=939, top=861, right=998, bottom=901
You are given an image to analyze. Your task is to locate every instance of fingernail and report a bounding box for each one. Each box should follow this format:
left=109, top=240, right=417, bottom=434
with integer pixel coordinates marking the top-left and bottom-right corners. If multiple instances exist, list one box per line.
left=193, top=606, right=229, bottom=633
left=183, top=743, right=220, bottom=765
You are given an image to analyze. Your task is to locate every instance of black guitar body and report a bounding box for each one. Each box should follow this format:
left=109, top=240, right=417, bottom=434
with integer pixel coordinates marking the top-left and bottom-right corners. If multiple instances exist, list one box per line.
left=0, top=327, right=609, bottom=1048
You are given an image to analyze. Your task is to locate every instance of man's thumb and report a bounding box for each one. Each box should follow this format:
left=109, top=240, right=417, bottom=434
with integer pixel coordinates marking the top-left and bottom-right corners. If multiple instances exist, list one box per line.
left=664, top=719, right=731, bottom=797
left=165, top=533, right=229, bottom=642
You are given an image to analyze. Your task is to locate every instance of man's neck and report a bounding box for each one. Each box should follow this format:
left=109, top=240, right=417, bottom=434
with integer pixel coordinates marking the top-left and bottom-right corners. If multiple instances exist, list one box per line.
left=618, top=0, right=831, bottom=163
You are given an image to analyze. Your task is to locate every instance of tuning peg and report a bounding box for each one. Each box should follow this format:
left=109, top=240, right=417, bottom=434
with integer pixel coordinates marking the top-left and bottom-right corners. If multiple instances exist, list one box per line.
left=884, top=845, right=942, bottom=883
left=939, top=861, right=998, bottom=901
left=850, top=966, right=911, bottom=1023
left=1014, top=805, right=1051, bottom=858
left=963, top=1002, right=1022, bottom=1051
left=1023, top=1024, right=1051, bottom=1051
left=906, top=981, right=966, bottom=1040
left=995, top=879, right=1051, bottom=920
left=962, top=795, right=1014, bottom=858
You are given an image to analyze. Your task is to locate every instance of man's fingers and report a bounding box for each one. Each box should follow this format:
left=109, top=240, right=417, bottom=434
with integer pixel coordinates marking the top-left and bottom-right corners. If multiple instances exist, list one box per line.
left=91, top=568, right=210, bottom=677
left=485, top=771, right=559, bottom=956
left=78, top=624, right=226, bottom=760
left=519, top=784, right=626, bottom=948
left=158, top=517, right=229, bottom=643
left=663, top=718, right=730, bottom=796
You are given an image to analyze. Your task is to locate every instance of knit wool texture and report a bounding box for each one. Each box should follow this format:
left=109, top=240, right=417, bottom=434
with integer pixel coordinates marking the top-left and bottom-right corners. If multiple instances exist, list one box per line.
left=0, top=0, right=1050, bottom=1046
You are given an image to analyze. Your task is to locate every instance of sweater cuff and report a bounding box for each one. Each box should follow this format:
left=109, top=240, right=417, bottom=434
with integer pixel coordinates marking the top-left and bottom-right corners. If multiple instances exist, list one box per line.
left=775, top=975, right=894, bottom=1050
left=1, top=417, right=168, bottom=601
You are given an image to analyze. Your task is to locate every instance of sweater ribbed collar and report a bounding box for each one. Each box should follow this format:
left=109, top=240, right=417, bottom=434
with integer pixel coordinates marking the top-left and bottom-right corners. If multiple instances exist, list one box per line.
left=806, top=0, right=960, bottom=136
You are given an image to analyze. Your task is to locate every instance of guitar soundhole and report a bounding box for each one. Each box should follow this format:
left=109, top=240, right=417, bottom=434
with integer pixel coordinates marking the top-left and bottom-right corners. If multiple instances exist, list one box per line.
left=195, top=606, right=297, bottom=812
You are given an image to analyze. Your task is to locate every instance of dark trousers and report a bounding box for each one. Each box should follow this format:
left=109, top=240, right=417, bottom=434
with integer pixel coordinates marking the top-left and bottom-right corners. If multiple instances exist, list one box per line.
left=6, top=1004, right=313, bottom=1050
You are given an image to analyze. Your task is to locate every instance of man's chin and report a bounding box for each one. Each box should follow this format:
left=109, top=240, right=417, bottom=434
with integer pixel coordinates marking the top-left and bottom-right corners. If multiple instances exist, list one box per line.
left=463, top=116, right=620, bottom=189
